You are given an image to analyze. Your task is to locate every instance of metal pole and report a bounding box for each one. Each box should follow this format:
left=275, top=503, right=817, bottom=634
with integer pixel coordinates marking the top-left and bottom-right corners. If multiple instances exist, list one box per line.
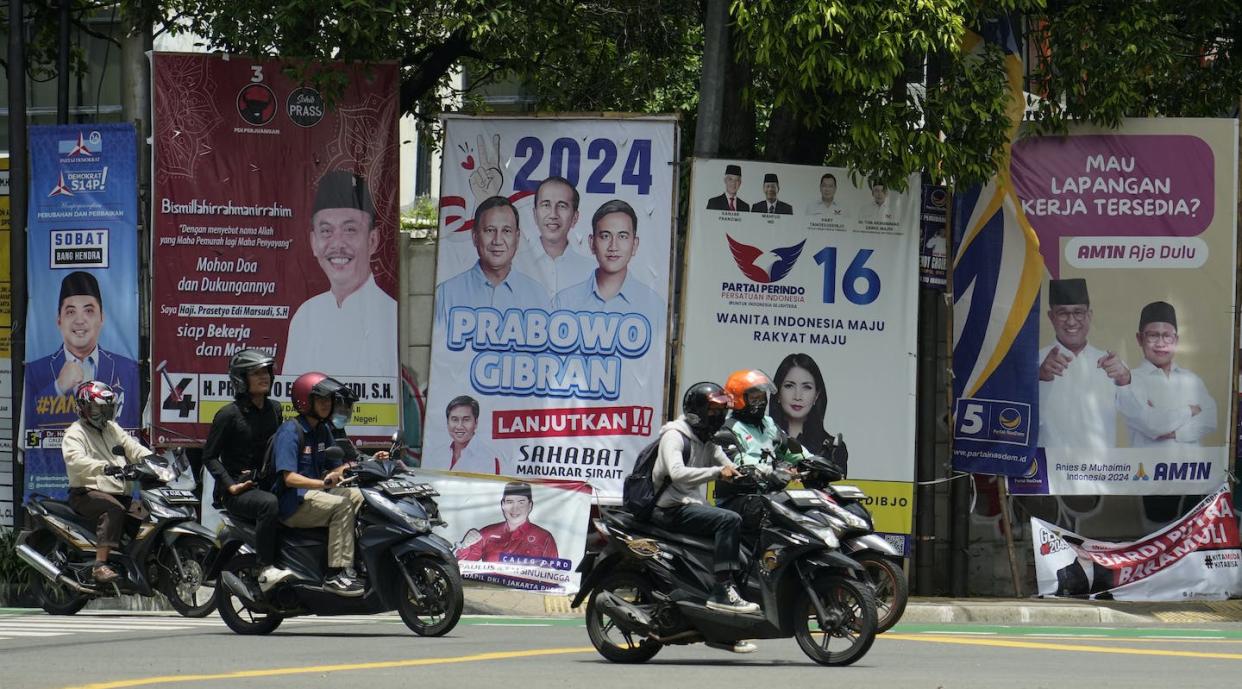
left=9, top=0, right=30, bottom=526
left=56, top=0, right=70, bottom=124
left=915, top=287, right=938, bottom=594
left=997, top=479, right=1024, bottom=596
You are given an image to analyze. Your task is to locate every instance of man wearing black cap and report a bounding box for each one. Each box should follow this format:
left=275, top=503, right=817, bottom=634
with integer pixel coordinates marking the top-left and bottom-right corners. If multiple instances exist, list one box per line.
left=24, top=270, right=140, bottom=430
left=1117, top=301, right=1216, bottom=447
left=283, top=169, right=398, bottom=379
left=751, top=173, right=792, bottom=215
left=1037, top=278, right=1131, bottom=449
left=706, top=164, right=749, bottom=212
left=453, top=481, right=558, bottom=562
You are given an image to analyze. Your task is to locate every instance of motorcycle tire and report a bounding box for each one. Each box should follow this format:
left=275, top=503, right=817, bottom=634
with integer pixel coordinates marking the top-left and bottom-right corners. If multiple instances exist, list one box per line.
left=584, top=571, right=662, bottom=664
left=855, top=553, right=908, bottom=633
left=215, top=554, right=283, bottom=635
left=396, top=557, right=464, bottom=637
left=30, top=538, right=88, bottom=616
left=158, top=535, right=217, bottom=618
left=793, top=574, right=877, bottom=666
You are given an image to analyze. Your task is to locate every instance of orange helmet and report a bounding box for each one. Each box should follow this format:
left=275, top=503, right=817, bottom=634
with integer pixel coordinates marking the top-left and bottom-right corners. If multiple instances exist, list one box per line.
left=723, top=369, right=775, bottom=411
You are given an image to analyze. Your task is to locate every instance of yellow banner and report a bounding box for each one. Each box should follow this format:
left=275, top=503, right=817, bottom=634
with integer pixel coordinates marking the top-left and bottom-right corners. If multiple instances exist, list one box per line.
left=839, top=480, right=914, bottom=534
left=196, top=399, right=400, bottom=428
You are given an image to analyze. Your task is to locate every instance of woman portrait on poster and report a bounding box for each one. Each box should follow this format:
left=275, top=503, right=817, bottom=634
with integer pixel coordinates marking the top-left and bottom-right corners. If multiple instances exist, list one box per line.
left=768, top=352, right=847, bottom=473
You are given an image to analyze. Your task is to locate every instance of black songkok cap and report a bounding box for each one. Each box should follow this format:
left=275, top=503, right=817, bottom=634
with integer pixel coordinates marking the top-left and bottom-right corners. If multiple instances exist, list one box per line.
left=725, top=164, right=742, bottom=176
left=313, top=169, right=375, bottom=217
left=502, top=482, right=533, bottom=501
left=59, top=271, right=102, bottom=310
left=1048, top=278, right=1089, bottom=306
left=763, top=173, right=779, bottom=185
left=1139, top=301, right=1177, bottom=331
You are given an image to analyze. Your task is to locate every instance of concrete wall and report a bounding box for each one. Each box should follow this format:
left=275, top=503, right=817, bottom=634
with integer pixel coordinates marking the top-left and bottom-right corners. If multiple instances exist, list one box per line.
left=400, top=237, right=437, bottom=389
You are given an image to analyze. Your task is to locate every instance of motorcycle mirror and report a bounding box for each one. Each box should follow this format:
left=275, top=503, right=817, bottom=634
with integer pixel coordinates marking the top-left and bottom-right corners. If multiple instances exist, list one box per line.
left=323, top=446, right=346, bottom=462
left=334, top=438, right=359, bottom=461
left=111, top=445, right=126, bottom=456
left=710, top=429, right=736, bottom=446
left=785, top=438, right=803, bottom=455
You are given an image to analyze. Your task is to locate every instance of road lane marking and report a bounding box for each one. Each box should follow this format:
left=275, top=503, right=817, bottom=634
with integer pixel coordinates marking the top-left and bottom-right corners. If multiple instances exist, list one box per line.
left=886, top=633, right=1242, bottom=659
left=56, top=646, right=597, bottom=689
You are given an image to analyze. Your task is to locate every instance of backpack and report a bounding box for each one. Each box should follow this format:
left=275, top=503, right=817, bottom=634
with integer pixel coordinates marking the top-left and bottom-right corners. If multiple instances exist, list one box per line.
left=257, top=421, right=303, bottom=492
left=622, top=429, right=691, bottom=521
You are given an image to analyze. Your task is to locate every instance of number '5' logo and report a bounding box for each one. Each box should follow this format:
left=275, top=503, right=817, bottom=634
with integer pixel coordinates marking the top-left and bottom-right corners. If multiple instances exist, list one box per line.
left=958, top=403, right=985, bottom=435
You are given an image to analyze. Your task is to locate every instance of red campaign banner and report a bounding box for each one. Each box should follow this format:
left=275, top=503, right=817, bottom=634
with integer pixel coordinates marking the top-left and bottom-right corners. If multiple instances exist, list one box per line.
left=493, top=406, right=654, bottom=439
left=151, top=53, right=400, bottom=445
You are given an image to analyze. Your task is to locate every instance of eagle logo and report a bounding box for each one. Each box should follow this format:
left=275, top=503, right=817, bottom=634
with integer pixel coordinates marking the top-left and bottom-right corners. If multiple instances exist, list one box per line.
left=726, top=235, right=806, bottom=284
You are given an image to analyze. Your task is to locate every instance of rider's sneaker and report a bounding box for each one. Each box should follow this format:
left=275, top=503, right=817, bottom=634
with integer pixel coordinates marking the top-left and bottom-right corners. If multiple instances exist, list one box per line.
left=91, top=563, right=120, bottom=585
left=257, top=566, right=295, bottom=592
left=706, top=640, right=758, bottom=654
left=706, top=583, right=760, bottom=614
left=323, top=571, right=364, bottom=597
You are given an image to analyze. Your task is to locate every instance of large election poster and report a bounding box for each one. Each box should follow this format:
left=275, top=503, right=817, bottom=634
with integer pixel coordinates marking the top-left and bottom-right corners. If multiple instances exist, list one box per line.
left=23, top=125, right=141, bottom=499
left=1007, top=119, right=1237, bottom=496
left=424, top=115, right=678, bottom=498
left=0, top=155, right=12, bottom=526
left=151, top=53, right=400, bottom=445
left=1032, top=485, right=1241, bottom=600
left=679, top=159, right=920, bottom=549
left=424, top=473, right=591, bottom=594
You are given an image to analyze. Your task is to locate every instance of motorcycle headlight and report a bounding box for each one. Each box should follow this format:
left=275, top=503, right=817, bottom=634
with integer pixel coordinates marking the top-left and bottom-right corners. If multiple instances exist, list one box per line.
left=371, top=492, right=431, bottom=533
left=810, top=526, right=839, bottom=548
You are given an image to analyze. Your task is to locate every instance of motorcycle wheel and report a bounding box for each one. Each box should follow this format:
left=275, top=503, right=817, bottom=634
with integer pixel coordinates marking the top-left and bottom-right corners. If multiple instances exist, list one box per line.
left=855, top=553, right=908, bottom=633
left=793, top=575, right=877, bottom=666
left=396, top=557, right=463, bottom=637
left=31, top=538, right=88, bottom=616
left=158, top=535, right=217, bottom=618
left=584, top=572, right=662, bottom=663
left=215, top=554, right=283, bottom=635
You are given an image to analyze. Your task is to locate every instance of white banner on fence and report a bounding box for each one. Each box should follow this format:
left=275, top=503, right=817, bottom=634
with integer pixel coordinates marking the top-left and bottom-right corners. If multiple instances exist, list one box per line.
left=1032, top=484, right=1242, bottom=600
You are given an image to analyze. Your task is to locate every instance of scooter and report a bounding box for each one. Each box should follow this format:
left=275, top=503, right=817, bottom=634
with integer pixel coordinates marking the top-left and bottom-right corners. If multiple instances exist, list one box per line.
left=573, top=461, right=878, bottom=666
left=15, top=450, right=218, bottom=617
left=212, top=444, right=464, bottom=637
left=798, top=443, right=909, bottom=633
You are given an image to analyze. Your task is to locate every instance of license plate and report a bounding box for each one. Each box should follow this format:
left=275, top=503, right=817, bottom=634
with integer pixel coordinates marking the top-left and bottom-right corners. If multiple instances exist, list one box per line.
left=381, top=480, right=417, bottom=496
left=159, top=489, right=198, bottom=504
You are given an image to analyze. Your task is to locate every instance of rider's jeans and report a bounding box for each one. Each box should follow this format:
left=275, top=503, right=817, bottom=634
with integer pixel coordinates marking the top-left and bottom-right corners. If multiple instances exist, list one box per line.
left=281, top=487, right=363, bottom=568
left=652, top=503, right=742, bottom=574
left=68, top=488, right=147, bottom=549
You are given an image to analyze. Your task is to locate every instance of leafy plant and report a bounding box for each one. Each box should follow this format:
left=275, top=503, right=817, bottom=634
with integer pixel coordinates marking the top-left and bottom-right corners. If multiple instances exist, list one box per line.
left=0, top=528, right=35, bottom=606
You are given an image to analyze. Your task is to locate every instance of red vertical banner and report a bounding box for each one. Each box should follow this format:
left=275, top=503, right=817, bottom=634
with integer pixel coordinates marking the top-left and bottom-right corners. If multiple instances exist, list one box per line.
left=151, top=53, right=400, bottom=445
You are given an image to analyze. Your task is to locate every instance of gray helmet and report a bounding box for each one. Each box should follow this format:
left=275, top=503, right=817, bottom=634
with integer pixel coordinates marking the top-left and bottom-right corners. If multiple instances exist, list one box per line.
left=228, top=349, right=275, bottom=396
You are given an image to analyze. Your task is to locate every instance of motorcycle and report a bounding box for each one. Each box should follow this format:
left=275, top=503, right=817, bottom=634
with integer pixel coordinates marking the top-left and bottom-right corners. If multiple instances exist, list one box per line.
left=211, top=443, right=464, bottom=637
left=572, top=458, right=878, bottom=666
left=798, top=443, right=909, bottom=634
left=15, top=449, right=218, bottom=617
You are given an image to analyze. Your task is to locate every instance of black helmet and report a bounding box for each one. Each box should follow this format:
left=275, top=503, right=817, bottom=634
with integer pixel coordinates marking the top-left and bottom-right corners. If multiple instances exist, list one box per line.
left=228, top=348, right=275, bottom=397
left=682, top=381, right=732, bottom=441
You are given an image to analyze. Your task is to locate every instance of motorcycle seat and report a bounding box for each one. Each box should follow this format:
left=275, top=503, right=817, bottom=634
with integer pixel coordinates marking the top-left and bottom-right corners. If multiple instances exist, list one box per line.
left=41, top=500, right=97, bottom=530
left=221, top=512, right=329, bottom=544
left=608, top=511, right=717, bottom=552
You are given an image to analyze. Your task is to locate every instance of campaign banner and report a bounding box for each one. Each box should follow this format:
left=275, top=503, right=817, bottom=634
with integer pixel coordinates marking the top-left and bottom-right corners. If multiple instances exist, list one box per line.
left=1032, top=485, right=1241, bottom=600
left=680, top=159, right=920, bottom=541
left=424, top=472, right=591, bottom=594
left=918, top=184, right=948, bottom=288
left=0, top=155, right=12, bottom=526
left=151, top=53, right=399, bottom=445
left=424, top=115, right=678, bottom=498
left=1006, top=119, right=1237, bottom=496
left=23, top=125, right=141, bottom=499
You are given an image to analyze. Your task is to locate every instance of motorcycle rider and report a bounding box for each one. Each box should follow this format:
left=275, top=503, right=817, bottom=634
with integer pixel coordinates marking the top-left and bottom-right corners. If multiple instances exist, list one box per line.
left=203, top=349, right=293, bottom=591
left=651, top=382, right=760, bottom=617
left=271, top=372, right=365, bottom=596
left=62, top=381, right=154, bottom=584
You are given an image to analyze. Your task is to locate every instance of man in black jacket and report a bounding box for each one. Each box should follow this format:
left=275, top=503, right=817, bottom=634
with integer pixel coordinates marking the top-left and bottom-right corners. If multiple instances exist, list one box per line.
left=203, top=349, right=293, bottom=590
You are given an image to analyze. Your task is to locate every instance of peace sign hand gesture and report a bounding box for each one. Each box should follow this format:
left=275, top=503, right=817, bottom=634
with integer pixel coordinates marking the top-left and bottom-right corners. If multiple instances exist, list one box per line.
left=469, top=133, right=504, bottom=202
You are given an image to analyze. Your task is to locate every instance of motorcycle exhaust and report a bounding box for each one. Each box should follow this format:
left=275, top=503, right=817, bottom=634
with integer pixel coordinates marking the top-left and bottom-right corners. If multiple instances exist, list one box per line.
left=15, top=544, right=95, bottom=595
left=594, top=591, right=654, bottom=636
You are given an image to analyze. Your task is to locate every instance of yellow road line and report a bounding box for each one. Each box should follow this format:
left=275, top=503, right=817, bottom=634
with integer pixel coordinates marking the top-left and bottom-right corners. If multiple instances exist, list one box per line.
left=885, top=633, right=1242, bottom=659
left=58, top=647, right=596, bottom=689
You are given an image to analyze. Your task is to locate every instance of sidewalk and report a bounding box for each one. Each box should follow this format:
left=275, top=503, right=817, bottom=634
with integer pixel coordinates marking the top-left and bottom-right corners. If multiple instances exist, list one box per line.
left=464, top=585, right=1242, bottom=626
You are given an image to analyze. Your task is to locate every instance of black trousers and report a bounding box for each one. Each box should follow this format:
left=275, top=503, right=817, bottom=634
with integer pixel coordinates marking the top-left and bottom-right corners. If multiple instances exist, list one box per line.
left=68, top=488, right=146, bottom=550
left=222, top=488, right=280, bottom=567
left=717, top=494, right=765, bottom=547
left=652, top=503, right=742, bottom=574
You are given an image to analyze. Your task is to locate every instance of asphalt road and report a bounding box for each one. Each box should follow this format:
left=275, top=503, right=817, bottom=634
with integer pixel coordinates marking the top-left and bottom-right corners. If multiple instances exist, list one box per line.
left=4, top=611, right=1242, bottom=689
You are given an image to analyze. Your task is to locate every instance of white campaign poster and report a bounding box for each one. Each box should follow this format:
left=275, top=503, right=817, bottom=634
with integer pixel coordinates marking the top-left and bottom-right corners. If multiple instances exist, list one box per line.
left=425, top=115, right=678, bottom=499
left=679, top=159, right=920, bottom=544
left=1032, top=485, right=1242, bottom=600
left=423, top=472, right=592, bottom=594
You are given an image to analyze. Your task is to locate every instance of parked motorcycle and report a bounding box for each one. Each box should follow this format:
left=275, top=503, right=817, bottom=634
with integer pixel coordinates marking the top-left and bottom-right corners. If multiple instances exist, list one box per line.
left=212, top=444, right=464, bottom=637
left=798, top=444, right=909, bottom=633
left=15, top=450, right=218, bottom=617
left=573, top=460, right=877, bottom=666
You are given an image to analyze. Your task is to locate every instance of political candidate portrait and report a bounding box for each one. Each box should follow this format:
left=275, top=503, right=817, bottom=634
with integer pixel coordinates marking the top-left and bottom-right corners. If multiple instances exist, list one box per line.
left=454, top=481, right=559, bottom=563
left=750, top=173, right=793, bottom=215
left=283, top=169, right=398, bottom=378
left=805, top=172, right=849, bottom=219
left=706, top=164, right=749, bottom=212
left=443, top=395, right=499, bottom=475
left=513, top=176, right=595, bottom=296
left=552, top=199, right=666, bottom=331
left=24, top=270, right=140, bottom=429
left=435, top=195, right=550, bottom=329
left=859, top=181, right=898, bottom=223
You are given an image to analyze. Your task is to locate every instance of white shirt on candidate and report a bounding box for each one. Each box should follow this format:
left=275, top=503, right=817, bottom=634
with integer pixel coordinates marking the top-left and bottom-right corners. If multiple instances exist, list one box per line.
left=445, top=438, right=501, bottom=475
left=805, top=200, right=850, bottom=219
left=434, top=261, right=551, bottom=328
left=283, top=275, right=397, bottom=378
left=1037, top=342, right=1119, bottom=450
left=513, top=235, right=595, bottom=297
left=1118, top=360, right=1216, bottom=447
